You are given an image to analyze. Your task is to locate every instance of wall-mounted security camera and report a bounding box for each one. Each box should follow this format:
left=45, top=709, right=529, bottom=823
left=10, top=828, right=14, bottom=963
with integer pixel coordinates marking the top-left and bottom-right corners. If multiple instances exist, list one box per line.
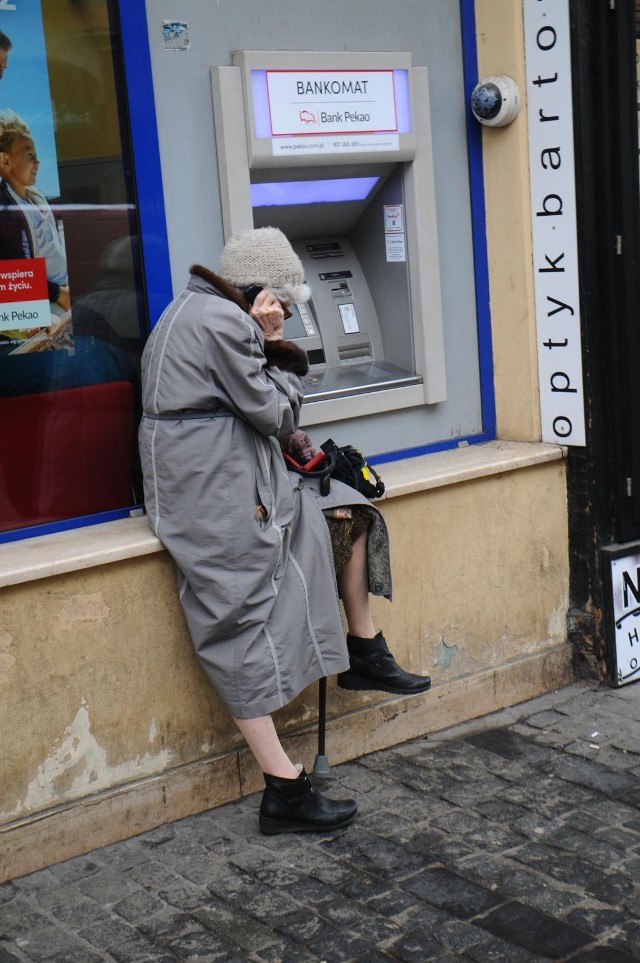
left=470, top=75, right=520, bottom=128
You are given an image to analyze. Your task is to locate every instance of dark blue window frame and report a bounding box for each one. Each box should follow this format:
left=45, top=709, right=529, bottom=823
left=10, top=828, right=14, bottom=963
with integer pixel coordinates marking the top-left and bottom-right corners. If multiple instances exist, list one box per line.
left=0, top=0, right=172, bottom=545
left=118, top=2, right=173, bottom=330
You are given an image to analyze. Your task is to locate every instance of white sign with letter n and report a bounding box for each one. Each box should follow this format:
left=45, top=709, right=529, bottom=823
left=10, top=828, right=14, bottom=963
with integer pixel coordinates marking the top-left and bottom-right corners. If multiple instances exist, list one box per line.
left=610, top=552, right=640, bottom=686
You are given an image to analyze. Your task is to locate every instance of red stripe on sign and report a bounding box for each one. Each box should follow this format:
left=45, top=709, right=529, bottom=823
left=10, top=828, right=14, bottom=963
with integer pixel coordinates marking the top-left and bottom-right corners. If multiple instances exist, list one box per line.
left=0, top=258, right=49, bottom=303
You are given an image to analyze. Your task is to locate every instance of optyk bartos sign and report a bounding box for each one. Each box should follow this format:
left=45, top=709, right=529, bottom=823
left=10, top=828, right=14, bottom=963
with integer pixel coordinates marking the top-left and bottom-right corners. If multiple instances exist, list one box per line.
left=524, top=0, right=586, bottom=446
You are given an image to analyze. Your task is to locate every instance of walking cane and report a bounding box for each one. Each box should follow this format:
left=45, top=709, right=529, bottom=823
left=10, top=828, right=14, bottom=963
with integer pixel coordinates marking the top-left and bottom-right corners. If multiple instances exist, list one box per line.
left=312, top=677, right=330, bottom=780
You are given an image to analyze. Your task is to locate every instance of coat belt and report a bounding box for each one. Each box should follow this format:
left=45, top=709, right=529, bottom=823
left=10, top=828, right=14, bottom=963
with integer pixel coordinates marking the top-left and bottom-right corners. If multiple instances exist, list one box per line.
left=142, top=408, right=233, bottom=421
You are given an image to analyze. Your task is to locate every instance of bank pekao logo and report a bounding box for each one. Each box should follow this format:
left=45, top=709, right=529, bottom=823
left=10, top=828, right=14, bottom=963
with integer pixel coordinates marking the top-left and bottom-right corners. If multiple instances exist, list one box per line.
left=299, top=109, right=317, bottom=125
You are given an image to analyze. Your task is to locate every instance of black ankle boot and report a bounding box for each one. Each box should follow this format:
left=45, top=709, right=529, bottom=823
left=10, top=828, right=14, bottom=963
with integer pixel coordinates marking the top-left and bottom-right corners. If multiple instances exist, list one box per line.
left=259, top=768, right=357, bottom=835
left=337, top=631, right=432, bottom=695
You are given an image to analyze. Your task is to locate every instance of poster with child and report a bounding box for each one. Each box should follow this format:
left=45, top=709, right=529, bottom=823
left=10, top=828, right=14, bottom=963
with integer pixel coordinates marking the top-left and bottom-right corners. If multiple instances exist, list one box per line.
left=0, top=2, right=73, bottom=355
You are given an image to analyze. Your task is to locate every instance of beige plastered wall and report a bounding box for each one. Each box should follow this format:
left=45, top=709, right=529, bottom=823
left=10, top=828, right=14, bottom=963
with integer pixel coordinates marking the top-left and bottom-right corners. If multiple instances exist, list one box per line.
left=476, top=0, right=541, bottom=441
left=0, top=2, right=572, bottom=882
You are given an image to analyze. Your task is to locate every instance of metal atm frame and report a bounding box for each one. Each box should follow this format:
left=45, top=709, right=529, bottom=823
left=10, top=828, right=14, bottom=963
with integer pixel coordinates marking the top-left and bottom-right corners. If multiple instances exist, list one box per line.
left=211, top=50, right=446, bottom=426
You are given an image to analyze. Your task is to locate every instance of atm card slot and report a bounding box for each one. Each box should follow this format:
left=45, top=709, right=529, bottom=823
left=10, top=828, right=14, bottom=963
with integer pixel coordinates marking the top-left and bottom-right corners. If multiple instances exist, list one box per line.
left=339, top=342, right=372, bottom=364
left=330, top=281, right=352, bottom=297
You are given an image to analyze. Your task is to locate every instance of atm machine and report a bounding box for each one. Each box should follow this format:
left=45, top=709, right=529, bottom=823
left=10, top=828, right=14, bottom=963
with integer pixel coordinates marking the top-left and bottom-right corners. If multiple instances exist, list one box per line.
left=287, top=234, right=421, bottom=403
left=212, top=51, right=446, bottom=427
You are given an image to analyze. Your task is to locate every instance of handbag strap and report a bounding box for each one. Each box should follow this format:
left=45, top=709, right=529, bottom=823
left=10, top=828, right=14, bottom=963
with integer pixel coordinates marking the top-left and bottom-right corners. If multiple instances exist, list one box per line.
left=283, top=449, right=336, bottom=496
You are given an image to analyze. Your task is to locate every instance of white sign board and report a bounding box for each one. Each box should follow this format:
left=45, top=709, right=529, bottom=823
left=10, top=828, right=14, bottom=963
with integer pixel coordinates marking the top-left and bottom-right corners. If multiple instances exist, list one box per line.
left=0, top=258, right=50, bottom=331
left=272, top=134, right=399, bottom=158
left=266, top=70, right=398, bottom=137
left=610, top=552, right=640, bottom=686
left=524, top=0, right=586, bottom=446
left=384, top=203, right=406, bottom=262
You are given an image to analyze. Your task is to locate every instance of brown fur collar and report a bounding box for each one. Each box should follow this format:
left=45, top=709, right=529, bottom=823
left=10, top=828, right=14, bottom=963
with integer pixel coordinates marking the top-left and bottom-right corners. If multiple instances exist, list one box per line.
left=189, top=263, right=309, bottom=377
left=263, top=338, right=309, bottom=377
left=190, top=263, right=250, bottom=312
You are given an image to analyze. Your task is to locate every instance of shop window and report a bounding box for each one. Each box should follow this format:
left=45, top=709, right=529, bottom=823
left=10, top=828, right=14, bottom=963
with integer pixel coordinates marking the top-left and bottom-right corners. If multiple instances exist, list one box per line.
left=0, top=1, right=146, bottom=537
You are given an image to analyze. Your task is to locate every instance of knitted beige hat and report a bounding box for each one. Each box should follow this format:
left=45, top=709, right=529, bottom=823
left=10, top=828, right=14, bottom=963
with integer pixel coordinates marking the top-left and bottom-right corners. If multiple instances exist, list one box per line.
left=218, top=227, right=311, bottom=304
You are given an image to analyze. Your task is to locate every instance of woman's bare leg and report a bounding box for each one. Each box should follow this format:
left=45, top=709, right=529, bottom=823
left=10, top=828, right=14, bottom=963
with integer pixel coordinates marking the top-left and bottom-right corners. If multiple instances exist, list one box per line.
left=234, top=532, right=373, bottom=778
left=336, top=528, right=431, bottom=696
left=337, top=529, right=376, bottom=638
left=237, top=714, right=358, bottom=834
left=233, top=714, right=300, bottom=778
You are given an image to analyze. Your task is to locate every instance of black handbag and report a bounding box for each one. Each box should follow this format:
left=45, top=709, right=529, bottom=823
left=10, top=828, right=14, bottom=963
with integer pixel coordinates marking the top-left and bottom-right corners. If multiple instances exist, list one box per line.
left=321, top=438, right=385, bottom=499
left=283, top=437, right=384, bottom=500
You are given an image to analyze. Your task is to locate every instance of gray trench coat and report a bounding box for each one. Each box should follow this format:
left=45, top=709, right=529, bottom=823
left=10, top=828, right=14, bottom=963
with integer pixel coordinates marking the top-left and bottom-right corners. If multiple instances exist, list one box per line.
left=139, top=267, right=391, bottom=719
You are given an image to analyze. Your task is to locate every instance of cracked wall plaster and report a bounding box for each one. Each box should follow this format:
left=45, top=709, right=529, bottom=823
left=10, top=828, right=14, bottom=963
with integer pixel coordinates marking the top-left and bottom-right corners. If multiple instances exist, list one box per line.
left=56, top=593, right=111, bottom=627
left=435, top=635, right=458, bottom=669
left=4, top=700, right=172, bottom=819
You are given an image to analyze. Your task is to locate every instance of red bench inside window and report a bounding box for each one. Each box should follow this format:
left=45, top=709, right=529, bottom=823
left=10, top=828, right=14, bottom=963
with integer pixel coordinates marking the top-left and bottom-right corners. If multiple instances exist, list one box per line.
left=0, top=380, right=135, bottom=532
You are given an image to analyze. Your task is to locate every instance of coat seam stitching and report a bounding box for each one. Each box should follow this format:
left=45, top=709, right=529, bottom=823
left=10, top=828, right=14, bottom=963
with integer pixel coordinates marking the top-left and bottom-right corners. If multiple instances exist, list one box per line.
left=263, top=625, right=284, bottom=707
left=288, top=550, right=328, bottom=675
left=152, top=291, right=194, bottom=413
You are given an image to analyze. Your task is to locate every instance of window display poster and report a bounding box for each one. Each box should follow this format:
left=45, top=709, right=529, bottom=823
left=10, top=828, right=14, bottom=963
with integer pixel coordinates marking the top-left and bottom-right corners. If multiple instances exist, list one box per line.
left=0, top=1, right=73, bottom=355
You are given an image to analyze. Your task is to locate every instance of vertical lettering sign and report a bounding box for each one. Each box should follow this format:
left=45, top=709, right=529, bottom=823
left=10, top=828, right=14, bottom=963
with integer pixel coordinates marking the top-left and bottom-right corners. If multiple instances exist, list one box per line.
left=0, top=0, right=73, bottom=355
left=524, top=0, right=586, bottom=446
left=610, top=553, right=640, bottom=685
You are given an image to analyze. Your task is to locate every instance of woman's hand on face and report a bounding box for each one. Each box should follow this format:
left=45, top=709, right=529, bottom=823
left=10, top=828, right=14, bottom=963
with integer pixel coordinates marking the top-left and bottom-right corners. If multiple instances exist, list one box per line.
left=249, top=289, right=284, bottom=341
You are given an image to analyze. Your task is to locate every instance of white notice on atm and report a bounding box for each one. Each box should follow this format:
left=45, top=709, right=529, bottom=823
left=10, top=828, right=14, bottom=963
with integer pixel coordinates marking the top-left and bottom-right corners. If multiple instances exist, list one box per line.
left=384, top=204, right=404, bottom=232
left=385, top=233, right=406, bottom=262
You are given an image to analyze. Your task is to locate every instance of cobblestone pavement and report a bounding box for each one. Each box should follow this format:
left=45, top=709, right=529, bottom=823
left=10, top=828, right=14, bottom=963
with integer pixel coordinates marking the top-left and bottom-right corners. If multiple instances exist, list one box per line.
left=3, top=680, right=640, bottom=962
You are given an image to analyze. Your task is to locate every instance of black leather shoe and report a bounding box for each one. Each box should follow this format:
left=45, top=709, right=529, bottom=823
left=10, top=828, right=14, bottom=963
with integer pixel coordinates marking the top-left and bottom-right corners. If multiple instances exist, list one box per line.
left=259, top=768, right=357, bottom=835
left=338, top=631, right=432, bottom=695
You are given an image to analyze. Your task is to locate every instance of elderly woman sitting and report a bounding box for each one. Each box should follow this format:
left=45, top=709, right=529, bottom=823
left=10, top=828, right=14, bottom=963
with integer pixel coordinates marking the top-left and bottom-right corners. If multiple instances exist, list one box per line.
left=138, top=227, right=430, bottom=835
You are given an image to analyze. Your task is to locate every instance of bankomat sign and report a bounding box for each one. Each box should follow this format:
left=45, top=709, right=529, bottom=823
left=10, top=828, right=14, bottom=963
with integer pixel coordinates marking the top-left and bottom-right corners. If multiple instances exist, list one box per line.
left=265, top=70, right=399, bottom=137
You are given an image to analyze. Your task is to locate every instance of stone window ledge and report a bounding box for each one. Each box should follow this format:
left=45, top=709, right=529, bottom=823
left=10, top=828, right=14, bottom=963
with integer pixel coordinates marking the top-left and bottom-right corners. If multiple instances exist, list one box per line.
left=0, top=440, right=565, bottom=589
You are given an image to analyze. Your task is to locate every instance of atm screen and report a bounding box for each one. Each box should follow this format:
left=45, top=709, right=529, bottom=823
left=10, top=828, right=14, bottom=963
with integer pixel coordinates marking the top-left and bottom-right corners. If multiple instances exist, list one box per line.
left=284, top=305, right=309, bottom=340
left=284, top=302, right=318, bottom=340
